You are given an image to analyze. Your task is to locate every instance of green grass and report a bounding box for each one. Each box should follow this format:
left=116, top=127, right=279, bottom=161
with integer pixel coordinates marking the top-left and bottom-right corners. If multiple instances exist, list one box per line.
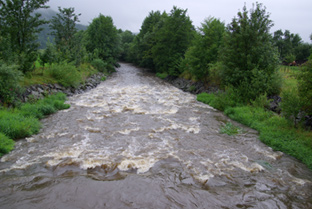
left=219, top=122, right=243, bottom=136
left=0, top=93, right=70, bottom=156
left=197, top=92, right=312, bottom=169
left=278, top=65, right=300, bottom=93
left=156, top=72, right=169, bottom=79
left=22, top=62, right=98, bottom=87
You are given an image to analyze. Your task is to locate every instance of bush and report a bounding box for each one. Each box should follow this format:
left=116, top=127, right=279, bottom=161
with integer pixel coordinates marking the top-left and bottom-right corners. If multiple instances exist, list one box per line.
left=47, top=63, right=82, bottom=88
left=197, top=93, right=216, bottom=105
left=236, top=69, right=282, bottom=103
left=0, top=133, right=15, bottom=157
left=212, top=87, right=241, bottom=111
left=156, top=72, right=168, bottom=79
left=298, top=60, right=312, bottom=115
left=0, top=63, right=23, bottom=105
left=280, top=89, right=303, bottom=127
left=19, top=93, right=70, bottom=119
left=91, top=59, right=107, bottom=73
left=0, top=110, right=41, bottom=139
left=251, top=93, right=271, bottom=109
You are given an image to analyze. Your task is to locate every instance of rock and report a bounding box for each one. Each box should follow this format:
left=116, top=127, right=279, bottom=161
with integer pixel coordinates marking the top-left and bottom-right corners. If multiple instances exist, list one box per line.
left=305, top=115, right=312, bottom=130
left=268, top=95, right=281, bottom=113
left=20, top=72, right=106, bottom=102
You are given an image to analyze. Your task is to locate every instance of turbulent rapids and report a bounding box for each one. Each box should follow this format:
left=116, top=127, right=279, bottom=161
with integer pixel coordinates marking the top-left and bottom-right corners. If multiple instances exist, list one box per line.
left=0, top=63, right=312, bottom=208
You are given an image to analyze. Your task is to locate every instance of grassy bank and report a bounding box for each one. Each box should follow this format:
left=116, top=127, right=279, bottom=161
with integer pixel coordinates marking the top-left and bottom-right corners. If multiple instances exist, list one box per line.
left=0, top=58, right=114, bottom=157
left=197, top=92, right=312, bottom=169
left=22, top=62, right=98, bottom=87
left=0, top=93, right=70, bottom=157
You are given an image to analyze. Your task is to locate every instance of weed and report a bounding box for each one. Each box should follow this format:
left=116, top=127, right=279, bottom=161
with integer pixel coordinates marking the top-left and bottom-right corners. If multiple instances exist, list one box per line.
left=219, top=122, right=243, bottom=136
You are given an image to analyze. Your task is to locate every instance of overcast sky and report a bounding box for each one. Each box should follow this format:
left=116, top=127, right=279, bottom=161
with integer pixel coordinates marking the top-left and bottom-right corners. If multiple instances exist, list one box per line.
left=46, top=0, right=312, bottom=43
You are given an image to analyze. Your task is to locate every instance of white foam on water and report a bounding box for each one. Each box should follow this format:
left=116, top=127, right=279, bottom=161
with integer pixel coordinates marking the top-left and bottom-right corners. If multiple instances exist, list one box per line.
left=118, top=158, right=157, bottom=174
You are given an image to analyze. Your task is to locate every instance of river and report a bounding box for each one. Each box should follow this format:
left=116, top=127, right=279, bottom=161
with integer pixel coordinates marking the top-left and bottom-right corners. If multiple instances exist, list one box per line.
left=0, top=63, right=312, bottom=208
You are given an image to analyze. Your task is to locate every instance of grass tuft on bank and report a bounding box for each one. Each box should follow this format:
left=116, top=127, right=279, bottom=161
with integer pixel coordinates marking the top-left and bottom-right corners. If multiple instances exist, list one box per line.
left=0, top=93, right=70, bottom=156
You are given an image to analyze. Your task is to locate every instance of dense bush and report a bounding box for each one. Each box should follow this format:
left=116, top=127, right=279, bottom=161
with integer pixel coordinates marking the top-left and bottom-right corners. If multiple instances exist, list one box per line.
left=298, top=60, right=312, bottom=115
left=47, top=63, right=82, bottom=88
left=0, top=63, right=23, bottom=105
left=0, top=133, right=15, bottom=157
left=91, top=59, right=107, bottom=73
left=280, top=89, right=303, bottom=127
left=0, top=110, right=41, bottom=139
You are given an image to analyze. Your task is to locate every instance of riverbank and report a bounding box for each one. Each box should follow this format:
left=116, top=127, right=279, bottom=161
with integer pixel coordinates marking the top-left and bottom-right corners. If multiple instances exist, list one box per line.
left=0, top=71, right=108, bottom=157
left=158, top=74, right=312, bottom=169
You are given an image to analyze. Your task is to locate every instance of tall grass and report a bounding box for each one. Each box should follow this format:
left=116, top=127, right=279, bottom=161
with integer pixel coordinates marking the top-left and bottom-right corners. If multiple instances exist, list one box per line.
left=0, top=93, right=70, bottom=156
left=22, top=62, right=98, bottom=87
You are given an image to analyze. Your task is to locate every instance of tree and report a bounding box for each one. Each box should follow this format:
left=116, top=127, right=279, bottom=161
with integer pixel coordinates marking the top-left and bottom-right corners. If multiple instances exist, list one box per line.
left=49, top=7, right=81, bottom=62
left=273, top=29, right=302, bottom=62
left=152, top=6, right=195, bottom=75
left=85, top=14, right=120, bottom=64
left=128, top=10, right=164, bottom=68
left=220, top=3, right=280, bottom=101
left=119, top=30, right=136, bottom=61
left=182, top=17, right=225, bottom=80
left=294, top=43, right=311, bottom=62
left=0, top=0, right=49, bottom=72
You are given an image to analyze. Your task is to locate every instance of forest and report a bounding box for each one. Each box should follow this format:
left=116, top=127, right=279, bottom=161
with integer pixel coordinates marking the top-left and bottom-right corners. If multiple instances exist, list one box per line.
left=0, top=0, right=312, bottom=168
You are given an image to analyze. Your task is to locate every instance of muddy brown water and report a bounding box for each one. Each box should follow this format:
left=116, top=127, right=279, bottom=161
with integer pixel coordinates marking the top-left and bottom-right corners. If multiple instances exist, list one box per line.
left=1, top=63, right=312, bottom=208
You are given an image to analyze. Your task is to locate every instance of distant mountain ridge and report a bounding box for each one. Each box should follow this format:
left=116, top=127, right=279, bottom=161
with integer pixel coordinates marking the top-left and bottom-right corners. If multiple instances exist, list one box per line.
left=36, top=8, right=88, bottom=49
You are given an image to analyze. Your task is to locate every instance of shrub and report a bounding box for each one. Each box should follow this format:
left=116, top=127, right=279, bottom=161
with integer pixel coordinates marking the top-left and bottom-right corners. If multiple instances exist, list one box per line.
left=47, top=63, right=82, bottom=88
left=91, top=59, right=107, bottom=73
left=236, top=69, right=281, bottom=103
left=0, top=133, right=15, bottom=157
left=251, top=93, right=271, bottom=109
left=212, top=87, right=241, bottom=111
left=156, top=72, right=168, bottom=79
left=0, top=110, right=41, bottom=139
left=19, top=93, right=70, bottom=119
left=280, top=89, right=303, bottom=127
left=298, top=60, right=312, bottom=115
left=197, top=93, right=216, bottom=105
left=0, top=63, right=23, bottom=105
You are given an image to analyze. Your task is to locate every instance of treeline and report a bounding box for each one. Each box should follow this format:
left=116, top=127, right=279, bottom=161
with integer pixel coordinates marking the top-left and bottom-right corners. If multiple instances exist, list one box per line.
left=0, top=0, right=121, bottom=106
left=120, top=3, right=312, bottom=117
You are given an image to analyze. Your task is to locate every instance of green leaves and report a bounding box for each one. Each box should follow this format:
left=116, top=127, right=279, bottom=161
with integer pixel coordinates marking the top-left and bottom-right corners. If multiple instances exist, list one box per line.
left=86, top=14, right=119, bottom=64
left=182, top=17, right=225, bottom=80
left=220, top=3, right=280, bottom=101
left=152, top=7, right=195, bottom=75
left=0, top=0, right=49, bottom=72
left=49, top=7, right=81, bottom=62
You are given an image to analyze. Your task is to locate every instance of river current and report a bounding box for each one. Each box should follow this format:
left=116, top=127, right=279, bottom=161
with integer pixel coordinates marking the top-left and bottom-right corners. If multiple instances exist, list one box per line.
left=0, top=63, right=312, bottom=208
